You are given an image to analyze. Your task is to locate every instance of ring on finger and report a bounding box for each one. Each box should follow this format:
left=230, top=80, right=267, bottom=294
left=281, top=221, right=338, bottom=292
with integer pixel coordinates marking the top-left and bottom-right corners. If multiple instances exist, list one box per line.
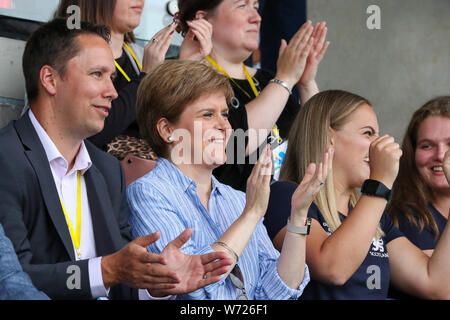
left=152, top=38, right=159, bottom=43
left=203, top=273, right=207, bottom=280
left=319, top=181, right=325, bottom=186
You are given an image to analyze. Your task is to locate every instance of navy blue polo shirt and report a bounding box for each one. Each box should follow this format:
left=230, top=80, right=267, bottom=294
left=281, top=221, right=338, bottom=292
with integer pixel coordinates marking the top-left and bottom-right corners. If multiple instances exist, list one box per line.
left=264, top=181, right=404, bottom=300
left=396, top=204, right=447, bottom=250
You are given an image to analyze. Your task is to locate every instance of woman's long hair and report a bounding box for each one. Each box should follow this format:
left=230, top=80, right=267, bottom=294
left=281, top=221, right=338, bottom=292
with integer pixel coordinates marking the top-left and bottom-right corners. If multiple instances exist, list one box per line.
left=388, top=96, right=450, bottom=239
left=280, top=90, right=384, bottom=239
left=56, top=0, right=136, bottom=43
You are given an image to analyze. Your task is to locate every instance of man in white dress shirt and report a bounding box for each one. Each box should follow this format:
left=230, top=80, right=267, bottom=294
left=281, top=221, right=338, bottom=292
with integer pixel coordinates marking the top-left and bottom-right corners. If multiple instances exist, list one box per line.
left=0, top=18, right=231, bottom=300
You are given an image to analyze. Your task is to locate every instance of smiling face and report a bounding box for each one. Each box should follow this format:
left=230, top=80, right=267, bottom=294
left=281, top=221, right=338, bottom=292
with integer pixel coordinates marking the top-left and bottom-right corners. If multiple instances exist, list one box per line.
left=169, top=91, right=232, bottom=169
left=54, top=34, right=118, bottom=140
left=415, top=116, right=450, bottom=195
left=111, top=0, right=145, bottom=33
left=207, top=0, right=261, bottom=58
left=331, top=104, right=379, bottom=190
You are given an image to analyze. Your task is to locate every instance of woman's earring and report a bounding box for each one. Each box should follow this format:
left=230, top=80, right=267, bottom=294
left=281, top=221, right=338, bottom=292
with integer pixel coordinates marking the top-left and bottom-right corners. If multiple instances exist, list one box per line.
left=168, top=136, right=174, bottom=142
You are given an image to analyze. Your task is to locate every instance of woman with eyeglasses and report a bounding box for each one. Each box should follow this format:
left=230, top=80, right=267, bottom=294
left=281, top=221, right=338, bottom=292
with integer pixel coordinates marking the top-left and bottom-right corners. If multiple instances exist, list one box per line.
left=264, top=90, right=450, bottom=299
left=126, top=60, right=328, bottom=300
left=56, top=0, right=213, bottom=154
left=177, top=0, right=329, bottom=191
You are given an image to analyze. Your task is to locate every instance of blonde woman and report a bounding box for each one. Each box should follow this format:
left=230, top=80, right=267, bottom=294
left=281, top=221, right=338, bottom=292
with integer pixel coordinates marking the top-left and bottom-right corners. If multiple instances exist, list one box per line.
left=264, top=90, right=450, bottom=299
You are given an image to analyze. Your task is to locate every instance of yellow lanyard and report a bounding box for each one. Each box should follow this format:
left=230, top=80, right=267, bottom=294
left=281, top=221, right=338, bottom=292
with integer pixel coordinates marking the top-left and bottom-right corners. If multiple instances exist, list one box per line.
left=59, top=171, right=82, bottom=260
left=115, top=42, right=143, bottom=82
left=206, top=56, right=282, bottom=144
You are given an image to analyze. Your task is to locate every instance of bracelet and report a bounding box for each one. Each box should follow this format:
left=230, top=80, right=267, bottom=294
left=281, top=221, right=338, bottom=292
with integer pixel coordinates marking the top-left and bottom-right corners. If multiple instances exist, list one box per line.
left=269, top=78, right=292, bottom=95
left=214, top=241, right=239, bottom=262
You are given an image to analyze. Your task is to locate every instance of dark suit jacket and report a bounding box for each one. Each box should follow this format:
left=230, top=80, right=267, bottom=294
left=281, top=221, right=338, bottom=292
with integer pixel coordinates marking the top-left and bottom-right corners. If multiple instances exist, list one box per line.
left=0, top=114, right=138, bottom=300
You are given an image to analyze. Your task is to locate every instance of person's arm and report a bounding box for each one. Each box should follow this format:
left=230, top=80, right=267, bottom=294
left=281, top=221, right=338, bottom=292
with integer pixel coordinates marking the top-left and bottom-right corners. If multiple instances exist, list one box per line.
left=210, top=145, right=273, bottom=277
left=387, top=219, right=450, bottom=299
left=276, top=148, right=332, bottom=289
left=0, top=224, right=50, bottom=300
left=0, top=153, right=94, bottom=299
left=100, top=231, right=227, bottom=295
left=245, top=21, right=314, bottom=142
left=303, top=136, right=402, bottom=285
left=127, top=177, right=233, bottom=299
left=384, top=150, right=450, bottom=298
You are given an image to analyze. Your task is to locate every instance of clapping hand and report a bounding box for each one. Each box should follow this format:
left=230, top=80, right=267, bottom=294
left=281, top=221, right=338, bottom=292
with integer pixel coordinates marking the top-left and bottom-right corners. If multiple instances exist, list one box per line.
left=244, top=144, right=273, bottom=219
left=275, top=21, right=314, bottom=88
left=291, top=148, right=333, bottom=217
left=102, top=229, right=232, bottom=297
left=298, top=21, right=329, bottom=88
left=149, top=228, right=233, bottom=297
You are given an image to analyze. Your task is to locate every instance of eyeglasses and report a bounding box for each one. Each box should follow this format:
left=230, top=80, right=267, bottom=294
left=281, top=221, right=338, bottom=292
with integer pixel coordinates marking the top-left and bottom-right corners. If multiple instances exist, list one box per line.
left=229, top=264, right=248, bottom=300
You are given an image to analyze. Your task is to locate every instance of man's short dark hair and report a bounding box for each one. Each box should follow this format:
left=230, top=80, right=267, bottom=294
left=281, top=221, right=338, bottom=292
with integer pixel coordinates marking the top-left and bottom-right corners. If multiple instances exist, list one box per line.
left=22, top=18, right=111, bottom=103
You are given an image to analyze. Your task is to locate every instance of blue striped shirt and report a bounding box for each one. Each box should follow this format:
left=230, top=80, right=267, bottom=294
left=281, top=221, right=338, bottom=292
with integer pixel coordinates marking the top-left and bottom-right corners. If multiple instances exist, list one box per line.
left=127, top=158, right=309, bottom=300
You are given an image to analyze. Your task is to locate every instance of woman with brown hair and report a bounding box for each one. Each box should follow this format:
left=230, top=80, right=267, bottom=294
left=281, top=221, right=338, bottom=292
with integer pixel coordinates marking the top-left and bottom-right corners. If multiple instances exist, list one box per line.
left=386, top=97, right=450, bottom=299
left=56, top=0, right=213, bottom=154
left=264, top=90, right=450, bottom=299
left=176, top=0, right=329, bottom=191
left=127, top=60, right=321, bottom=299
left=389, top=97, right=450, bottom=254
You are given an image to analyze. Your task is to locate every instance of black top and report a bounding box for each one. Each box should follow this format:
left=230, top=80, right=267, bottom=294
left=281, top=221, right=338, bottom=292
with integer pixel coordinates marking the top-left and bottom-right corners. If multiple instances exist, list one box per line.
left=264, top=181, right=404, bottom=300
left=212, top=69, right=300, bottom=192
left=88, top=50, right=146, bottom=150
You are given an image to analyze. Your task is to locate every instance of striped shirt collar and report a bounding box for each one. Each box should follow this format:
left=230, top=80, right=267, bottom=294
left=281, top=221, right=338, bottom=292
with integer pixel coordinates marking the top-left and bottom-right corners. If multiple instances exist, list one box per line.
left=155, top=158, right=224, bottom=195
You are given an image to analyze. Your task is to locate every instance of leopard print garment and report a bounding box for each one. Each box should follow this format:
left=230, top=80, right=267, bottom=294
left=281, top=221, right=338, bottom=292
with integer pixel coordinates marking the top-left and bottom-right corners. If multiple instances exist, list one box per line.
left=106, top=135, right=158, bottom=161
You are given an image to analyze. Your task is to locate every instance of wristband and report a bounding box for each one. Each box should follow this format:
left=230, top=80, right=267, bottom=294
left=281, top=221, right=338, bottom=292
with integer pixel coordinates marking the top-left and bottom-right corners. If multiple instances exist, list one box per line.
left=286, top=217, right=311, bottom=235
left=269, top=78, right=292, bottom=95
left=361, top=179, right=391, bottom=201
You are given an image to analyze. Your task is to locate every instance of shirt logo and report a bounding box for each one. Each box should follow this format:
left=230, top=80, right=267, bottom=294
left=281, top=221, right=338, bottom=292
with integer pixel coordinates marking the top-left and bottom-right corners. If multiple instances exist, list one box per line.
left=371, top=238, right=384, bottom=252
left=369, top=238, right=388, bottom=258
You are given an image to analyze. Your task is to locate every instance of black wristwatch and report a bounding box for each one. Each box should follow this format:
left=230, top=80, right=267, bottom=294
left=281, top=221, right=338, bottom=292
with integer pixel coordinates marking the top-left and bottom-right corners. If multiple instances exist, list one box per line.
left=361, top=179, right=391, bottom=201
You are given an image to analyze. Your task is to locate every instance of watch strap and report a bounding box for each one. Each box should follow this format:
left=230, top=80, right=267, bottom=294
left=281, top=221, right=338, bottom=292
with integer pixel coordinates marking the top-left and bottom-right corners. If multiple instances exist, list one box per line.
left=361, top=179, right=391, bottom=201
left=286, top=217, right=311, bottom=235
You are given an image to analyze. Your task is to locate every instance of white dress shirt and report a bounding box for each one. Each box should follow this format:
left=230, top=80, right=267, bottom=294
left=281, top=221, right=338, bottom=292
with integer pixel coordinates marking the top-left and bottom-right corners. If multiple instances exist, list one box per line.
left=29, top=110, right=164, bottom=300
left=29, top=110, right=108, bottom=298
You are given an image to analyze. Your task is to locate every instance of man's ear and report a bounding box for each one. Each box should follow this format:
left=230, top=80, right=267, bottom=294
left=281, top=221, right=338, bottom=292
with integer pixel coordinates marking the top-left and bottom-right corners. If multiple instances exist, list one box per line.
left=156, top=118, right=175, bottom=143
left=39, top=65, right=58, bottom=96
